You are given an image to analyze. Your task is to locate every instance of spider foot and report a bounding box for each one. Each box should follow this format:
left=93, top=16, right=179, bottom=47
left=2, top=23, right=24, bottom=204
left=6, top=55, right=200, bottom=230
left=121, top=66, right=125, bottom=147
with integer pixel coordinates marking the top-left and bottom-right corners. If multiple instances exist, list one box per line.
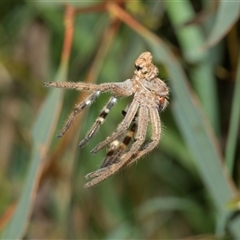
left=84, top=166, right=114, bottom=188
left=85, top=167, right=108, bottom=179
left=84, top=175, right=104, bottom=188
left=90, top=145, right=102, bottom=154
left=84, top=162, right=122, bottom=188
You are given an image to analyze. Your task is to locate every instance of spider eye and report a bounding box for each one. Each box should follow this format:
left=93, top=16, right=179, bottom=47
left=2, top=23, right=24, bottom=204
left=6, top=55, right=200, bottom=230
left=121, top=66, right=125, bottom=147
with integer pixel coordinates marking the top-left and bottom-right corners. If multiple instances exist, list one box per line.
left=135, top=64, right=142, bottom=71
left=122, top=110, right=127, bottom=116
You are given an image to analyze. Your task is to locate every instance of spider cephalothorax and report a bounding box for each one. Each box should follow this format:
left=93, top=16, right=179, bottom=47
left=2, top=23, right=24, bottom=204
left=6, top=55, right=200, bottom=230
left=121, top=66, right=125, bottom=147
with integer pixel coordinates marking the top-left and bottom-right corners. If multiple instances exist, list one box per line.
left=44, top=52, right=169, bottom=187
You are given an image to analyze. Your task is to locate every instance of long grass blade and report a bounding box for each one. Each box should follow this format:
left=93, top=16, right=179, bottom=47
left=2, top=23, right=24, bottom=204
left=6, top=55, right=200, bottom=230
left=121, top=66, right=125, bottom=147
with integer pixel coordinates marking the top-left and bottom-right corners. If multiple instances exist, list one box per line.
left=2, top=66, right=66, bottom=239
left=204, top=1, right=240, bottom=48
left=166, top=1, right=219, bottom=134
left=225, top=50, right=240, bottom=173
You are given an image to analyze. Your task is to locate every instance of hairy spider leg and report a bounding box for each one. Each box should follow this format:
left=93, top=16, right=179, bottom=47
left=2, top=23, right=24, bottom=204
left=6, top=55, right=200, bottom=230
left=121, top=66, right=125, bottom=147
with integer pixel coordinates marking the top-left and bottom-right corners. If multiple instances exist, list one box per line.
left=58, top=91, right=100, bottom=137
left=101, top=110, right=138, bottom=168
left=84, top=106, right=149, bottom=188
left=44, top=80, right=133, bottom=96
left=44, top=81, right=115, bottom=92
left=90, top=99, right=140, bottom=154
left=122, top=97, right=165, bottom=167
left=123, top=107, right=161, bottom=168
left=79, top=96, right=117, bottom=148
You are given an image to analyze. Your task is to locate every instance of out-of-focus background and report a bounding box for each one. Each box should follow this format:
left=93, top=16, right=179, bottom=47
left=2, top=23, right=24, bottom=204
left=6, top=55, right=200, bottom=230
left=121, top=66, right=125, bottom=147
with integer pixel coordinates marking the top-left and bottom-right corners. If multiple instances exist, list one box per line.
left=0, top=1, right=240, bottom=239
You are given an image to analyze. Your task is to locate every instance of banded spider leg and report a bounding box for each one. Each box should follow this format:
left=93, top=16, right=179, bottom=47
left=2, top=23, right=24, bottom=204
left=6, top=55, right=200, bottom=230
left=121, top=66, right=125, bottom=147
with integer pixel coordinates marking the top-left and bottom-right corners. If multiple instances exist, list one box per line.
left=44, top=80, right=133, bottom=141
left=84, top=97, right=165, bottom=188
left=57, top=91, right=100, bottom=138
left=90, top=99, right=140, bottom=154
left=85, top=104, right=150, bottom=188
left=101, top=109, right=138, bottom=168
left=79, top=96, right=117, bottom=147
left=121, top=107, right=161, bottom=168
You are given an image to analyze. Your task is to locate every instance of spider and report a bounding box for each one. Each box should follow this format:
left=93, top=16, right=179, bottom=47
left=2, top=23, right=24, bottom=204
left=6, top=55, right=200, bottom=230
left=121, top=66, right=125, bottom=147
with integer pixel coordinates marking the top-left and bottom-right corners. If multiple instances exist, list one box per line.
left=44, top=52, right=169, bottom=188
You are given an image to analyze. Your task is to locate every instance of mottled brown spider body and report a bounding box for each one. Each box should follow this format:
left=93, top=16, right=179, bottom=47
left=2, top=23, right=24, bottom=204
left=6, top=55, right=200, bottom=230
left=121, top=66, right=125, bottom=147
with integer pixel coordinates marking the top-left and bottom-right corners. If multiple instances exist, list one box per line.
left=44, top=52, right=169, bottom=188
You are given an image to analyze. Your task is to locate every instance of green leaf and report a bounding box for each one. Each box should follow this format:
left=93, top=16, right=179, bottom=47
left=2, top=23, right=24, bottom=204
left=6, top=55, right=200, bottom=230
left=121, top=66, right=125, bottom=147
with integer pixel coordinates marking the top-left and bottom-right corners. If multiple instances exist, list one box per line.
left=165, top=1, right=205, bottom=63
left=137, top=196, right=213, bottom=232
left=204, top=1, right=240, bottom=48
left=166, top=1, right=219, bottom=134
left=2, top=66, right=66, bottom=239
left=225, top=50, right=240, bottom=173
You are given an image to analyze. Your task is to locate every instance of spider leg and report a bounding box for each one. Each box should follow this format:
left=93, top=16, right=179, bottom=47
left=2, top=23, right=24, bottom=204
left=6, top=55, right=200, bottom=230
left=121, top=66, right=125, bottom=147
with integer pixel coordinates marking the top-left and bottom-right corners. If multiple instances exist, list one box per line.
left=90, top=99, right=140, bottom=154
left=100, top=140, right=123, bottom=168
left=122, top=107, right=161, bottom=168
left=58, top=91, right=100, bottom=137
left=44, top=80, right=133, bottom=96
left=79, top=96, right=117, bottom=148
left=100, top=111, right=138, bottom=168
left=84, top=106, right=148, bottom=188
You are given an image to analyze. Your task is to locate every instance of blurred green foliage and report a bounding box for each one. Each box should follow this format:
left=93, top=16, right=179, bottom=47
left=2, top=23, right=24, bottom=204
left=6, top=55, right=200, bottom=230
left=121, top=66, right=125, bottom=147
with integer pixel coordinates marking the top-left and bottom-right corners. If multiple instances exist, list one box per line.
left=0, top=1, right=240, bottom=239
